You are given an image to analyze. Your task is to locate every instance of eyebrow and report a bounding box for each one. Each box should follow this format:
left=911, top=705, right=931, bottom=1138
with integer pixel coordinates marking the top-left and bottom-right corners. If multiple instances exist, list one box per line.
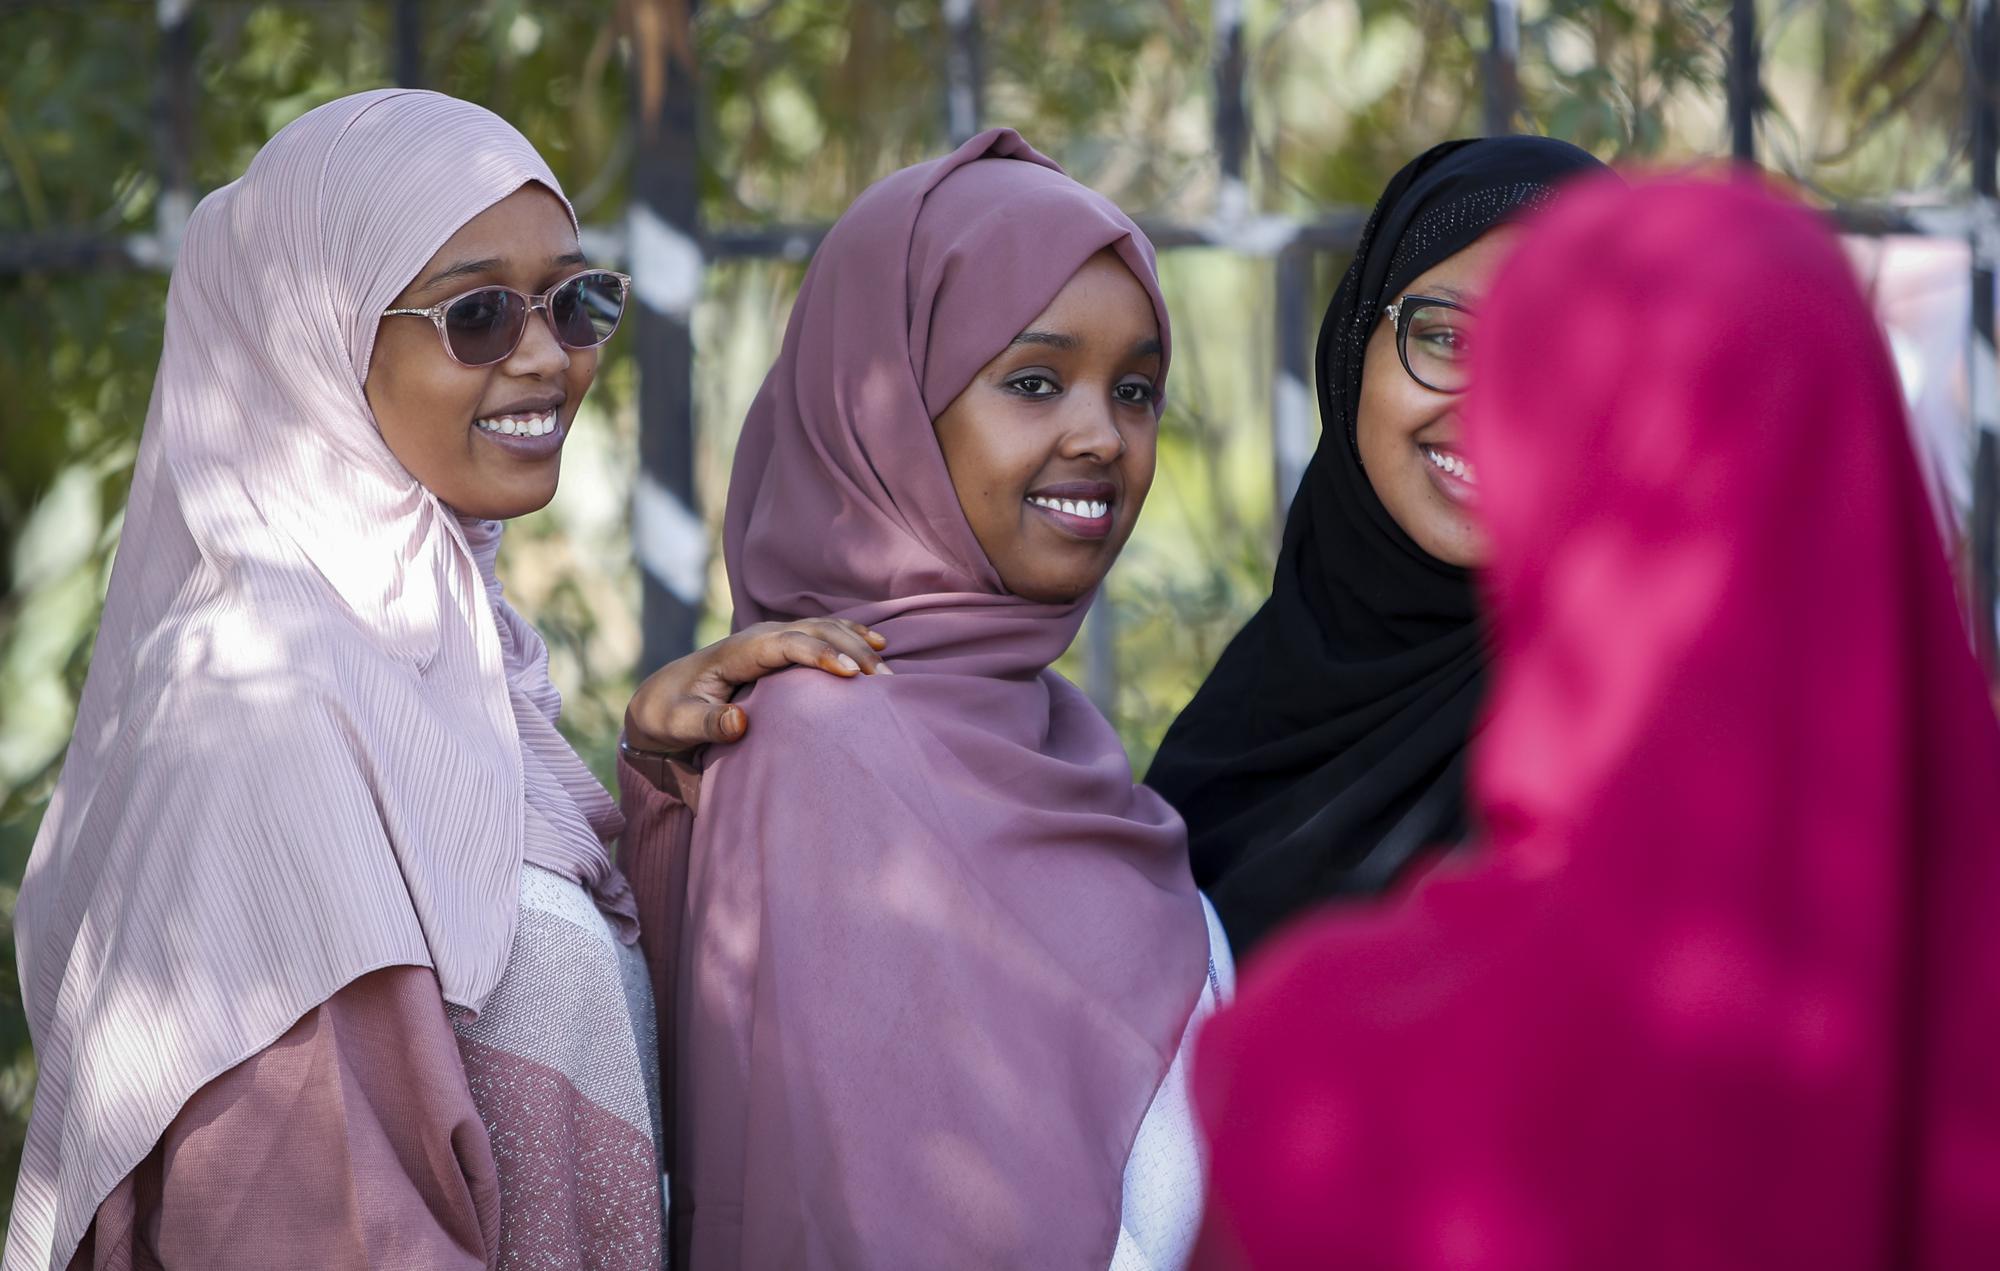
left=1009, top=329, right=1079, bottom=351
left=417, top=251, right=590, bottom=296
left=1418, top=283, right=1471, bottom=303
left=1007, top=331, right=1164, bottom=359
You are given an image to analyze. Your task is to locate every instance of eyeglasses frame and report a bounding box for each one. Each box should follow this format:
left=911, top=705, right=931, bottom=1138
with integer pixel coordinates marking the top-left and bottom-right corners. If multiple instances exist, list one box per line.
left=381, top=268, right=635, bottom=368
left=1383, top=292, right=1473, bottom=395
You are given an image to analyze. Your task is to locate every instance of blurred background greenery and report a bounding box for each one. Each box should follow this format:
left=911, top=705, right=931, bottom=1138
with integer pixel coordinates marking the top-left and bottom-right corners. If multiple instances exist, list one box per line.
left=0, top=0, right=1981, bottom=1225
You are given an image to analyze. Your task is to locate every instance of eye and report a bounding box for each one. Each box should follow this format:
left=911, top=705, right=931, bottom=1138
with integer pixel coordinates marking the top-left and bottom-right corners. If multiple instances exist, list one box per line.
left=1411, top=318, right=1472, bottom=359
left=1113, top=380, right=1156, bottom=406
left=447, top=289, right=511, bottom=331
left=1005, top=374, right=1060, bottom=398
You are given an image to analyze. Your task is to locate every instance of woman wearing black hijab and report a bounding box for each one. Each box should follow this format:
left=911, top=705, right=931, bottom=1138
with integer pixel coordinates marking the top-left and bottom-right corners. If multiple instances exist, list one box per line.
left=1144, top=137, right=1609, bottom=955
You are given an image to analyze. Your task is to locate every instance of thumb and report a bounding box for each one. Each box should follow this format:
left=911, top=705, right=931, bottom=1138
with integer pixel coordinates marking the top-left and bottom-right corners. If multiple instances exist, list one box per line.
left=654, top=697, right=748, bottom=751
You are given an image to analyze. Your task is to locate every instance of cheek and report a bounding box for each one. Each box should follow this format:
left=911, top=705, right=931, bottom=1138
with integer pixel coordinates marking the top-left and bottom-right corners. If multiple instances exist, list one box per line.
left=954, top=420, right=1038, bottom=505
left=1123, top=423, right=1160, bottom=495
left=366, top=335, right=485, bottom=457
left=565, top=351, right=599, bottom=407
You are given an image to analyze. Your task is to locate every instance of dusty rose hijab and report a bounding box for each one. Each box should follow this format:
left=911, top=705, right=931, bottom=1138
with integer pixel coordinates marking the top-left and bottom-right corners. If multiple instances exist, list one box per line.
left=670, top=128, right=1209, bottom=1268
left=7, top=90, right=629, bottom=1270
left=1191, top=174, right=2000, bottom=1268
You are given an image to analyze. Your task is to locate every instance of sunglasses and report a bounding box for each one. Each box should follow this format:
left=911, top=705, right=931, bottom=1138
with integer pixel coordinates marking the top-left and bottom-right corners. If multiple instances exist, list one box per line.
left=382, top=268, right=633, bottom=368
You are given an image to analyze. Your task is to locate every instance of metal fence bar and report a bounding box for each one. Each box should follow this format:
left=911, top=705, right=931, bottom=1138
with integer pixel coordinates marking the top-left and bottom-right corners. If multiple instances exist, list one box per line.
left=943, top=0, right=984, bottom=145
left=1728, top=0, right=1759, bottom=163
left=156, top=0, right=196, bottom=260
left=1272, top=240, right=1316, bottom=519
left=630, top=0, right=706, bottom=670
left=393, top=0, right=424, bottom=89
left=1972, top=0, right=2000, bottom=678
left=1484, top=0, right=1520, bottom=135
left=1213, top=0, right=1249, bottom=222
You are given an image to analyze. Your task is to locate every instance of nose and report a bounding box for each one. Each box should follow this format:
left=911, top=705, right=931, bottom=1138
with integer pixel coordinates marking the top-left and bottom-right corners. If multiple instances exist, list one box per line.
left=1057, top=392, right=1126, bottom=464
left=500, top=301, right=573, bottom=378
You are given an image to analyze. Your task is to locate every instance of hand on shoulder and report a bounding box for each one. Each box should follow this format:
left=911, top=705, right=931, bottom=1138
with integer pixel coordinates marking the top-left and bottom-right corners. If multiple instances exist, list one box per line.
left=623, top=618, right=891, bottom=758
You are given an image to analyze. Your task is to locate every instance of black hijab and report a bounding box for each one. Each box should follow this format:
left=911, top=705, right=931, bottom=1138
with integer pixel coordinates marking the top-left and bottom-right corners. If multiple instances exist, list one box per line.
left=1146, top=136, right=1609, bottom=955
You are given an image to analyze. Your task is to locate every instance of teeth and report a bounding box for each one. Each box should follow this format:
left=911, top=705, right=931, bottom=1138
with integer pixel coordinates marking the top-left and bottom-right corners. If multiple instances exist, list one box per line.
left=476, top=409, right=560, bottom=438
left=1027, top=495, right=1110, bottom=518
left=1422, top=445, right=1476, bottom=484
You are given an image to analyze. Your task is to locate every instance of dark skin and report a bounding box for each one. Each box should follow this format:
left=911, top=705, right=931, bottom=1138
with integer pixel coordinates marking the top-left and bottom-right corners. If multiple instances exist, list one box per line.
left=629, top=249, right=1162, bottom=756
left=366, top=184, right=595, bottom=520
left=362, top=183, right=889, bottom=757
left=933, top=249, right=1163, bottom=604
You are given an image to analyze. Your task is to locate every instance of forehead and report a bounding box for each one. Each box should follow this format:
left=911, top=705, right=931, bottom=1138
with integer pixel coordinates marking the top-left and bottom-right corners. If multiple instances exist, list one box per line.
left=426, top=183, right=577, bottom=265
left=1028, top=251, right=1159, bottom=335
left=1402, top=225, right=1523, bottom=301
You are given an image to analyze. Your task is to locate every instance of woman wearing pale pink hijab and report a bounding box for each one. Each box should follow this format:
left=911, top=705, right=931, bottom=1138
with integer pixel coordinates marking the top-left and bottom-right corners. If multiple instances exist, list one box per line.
left=615, top=128, right=1225, bottom=1271
left=4, top=89, right=880, bottom=1270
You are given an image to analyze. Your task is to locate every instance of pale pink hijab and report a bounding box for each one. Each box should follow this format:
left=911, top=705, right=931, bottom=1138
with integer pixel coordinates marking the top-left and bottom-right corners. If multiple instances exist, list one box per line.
left=1192, top=175, right=2000, bottom=1268
left=670, top=129, right=1210, bottom=1268
left=8, top=90, right=627, bottom=1270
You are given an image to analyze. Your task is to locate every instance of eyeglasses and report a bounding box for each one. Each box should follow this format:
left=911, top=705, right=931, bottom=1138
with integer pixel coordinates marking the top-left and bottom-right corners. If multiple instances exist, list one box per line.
left=382, top=268, right=633, bottom=368
left=1383, top=294, right=1474, bottom=394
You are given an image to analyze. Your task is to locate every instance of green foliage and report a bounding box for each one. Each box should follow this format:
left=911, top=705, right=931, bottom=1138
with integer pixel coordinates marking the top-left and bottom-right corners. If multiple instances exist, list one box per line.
left=0, top=0, right=1973, bottom=1233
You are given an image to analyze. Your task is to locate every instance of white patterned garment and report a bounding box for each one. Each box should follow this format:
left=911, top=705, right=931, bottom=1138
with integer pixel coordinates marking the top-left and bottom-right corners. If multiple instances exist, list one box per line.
left=450, top=863, right=666, bottom=1269
left=1111, top=893, right=1237, bottom=1271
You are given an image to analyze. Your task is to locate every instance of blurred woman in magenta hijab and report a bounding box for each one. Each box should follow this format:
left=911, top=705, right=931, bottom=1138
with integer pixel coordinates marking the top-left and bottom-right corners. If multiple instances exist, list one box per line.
left=1190, top=173, right=2000, bottom=1269
left=642, top=129, right=1221, bottom=1270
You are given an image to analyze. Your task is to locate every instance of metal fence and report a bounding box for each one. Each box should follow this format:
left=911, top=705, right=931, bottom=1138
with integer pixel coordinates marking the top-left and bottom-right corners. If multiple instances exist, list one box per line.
left=5, top=0, right=1996, bottom=690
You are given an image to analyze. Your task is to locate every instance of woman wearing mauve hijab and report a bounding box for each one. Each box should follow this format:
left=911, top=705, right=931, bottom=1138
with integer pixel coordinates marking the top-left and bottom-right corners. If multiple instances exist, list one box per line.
left=1144, top=136, right=1608, bottom=955
left=1192, top=173, right=2000, bottom=1269
left=620, top=128, right=1221, bottom=1271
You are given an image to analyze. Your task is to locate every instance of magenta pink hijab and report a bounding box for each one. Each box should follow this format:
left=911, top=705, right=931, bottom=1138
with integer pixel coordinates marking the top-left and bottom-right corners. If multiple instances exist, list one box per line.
left=672, top=128, right=1208, bottom=1268
left=1192, top=174, right=2000, bottom=1269
left=8, top=90, right=629, bottom=1270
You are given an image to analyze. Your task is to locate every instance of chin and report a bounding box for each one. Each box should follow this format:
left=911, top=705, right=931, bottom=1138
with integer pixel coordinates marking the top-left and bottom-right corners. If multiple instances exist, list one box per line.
left=447, top=483, right=559, bottom=522
left=1010, top=576, right=1102, bottom=605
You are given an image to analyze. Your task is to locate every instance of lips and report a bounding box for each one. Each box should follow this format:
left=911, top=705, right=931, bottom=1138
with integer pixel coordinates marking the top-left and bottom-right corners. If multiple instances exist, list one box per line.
left=1024, top=480, right=1117, bottom=541
left=1420, top=443, right=1477, bottom=505
left=473, top=406, right=567, bottom=459
left=476, top=407, right=560, bottom=437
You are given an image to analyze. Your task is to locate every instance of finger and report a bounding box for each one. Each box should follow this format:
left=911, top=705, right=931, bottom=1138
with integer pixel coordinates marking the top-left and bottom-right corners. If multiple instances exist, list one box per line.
left=772, top=630, right=864, bottom=677
left=838, top=619, right=890, bottom=651
left=804, top=619, right=893, bottom=675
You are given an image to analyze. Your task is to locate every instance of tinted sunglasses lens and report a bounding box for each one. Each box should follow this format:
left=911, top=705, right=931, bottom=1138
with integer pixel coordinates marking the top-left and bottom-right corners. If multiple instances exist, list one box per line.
left=443, top=288, right=527, bottom=365
left=550, top=272, right=627, bottom=349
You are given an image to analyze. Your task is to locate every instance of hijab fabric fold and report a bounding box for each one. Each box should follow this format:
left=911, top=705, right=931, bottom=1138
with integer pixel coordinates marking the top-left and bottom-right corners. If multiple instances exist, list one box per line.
left=1145, top=137, right=1609, bottom=955
left=7, top=90, right=625, bottom=1270
left=1193, top=174, right=2000, bottom=1269
left=674, top=128, right=1209, bottom=1269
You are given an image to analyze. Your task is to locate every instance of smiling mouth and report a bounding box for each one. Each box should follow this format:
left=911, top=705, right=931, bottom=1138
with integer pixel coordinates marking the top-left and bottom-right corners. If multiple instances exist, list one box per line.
left=1421, top=444, right=1477, bottom=485
left=475, top=408, right=561, bottom=437
left=1027, top=494, right=1111, bottom=519
left=1024, top=491, right=1116, bottom=541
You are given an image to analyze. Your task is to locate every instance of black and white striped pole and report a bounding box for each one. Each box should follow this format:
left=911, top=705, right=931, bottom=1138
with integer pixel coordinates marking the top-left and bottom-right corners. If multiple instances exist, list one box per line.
left=630, top=1, right=707, bottom=671
left=1971, top=0, right=2000, bottom=679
